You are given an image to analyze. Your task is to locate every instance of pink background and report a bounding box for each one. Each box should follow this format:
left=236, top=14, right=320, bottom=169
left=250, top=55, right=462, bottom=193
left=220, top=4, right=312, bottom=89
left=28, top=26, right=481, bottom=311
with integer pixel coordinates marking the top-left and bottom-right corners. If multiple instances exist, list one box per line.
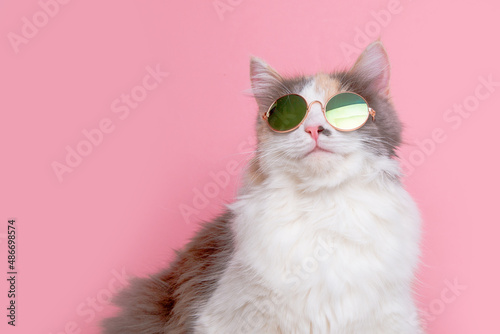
left=1, top=0, right=499, bottom=333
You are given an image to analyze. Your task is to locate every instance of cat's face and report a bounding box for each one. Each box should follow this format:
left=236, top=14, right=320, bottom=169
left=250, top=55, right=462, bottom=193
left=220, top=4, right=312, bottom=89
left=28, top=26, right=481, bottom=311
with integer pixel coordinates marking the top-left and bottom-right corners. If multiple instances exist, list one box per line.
left=249, top=42, right=402, bottom=189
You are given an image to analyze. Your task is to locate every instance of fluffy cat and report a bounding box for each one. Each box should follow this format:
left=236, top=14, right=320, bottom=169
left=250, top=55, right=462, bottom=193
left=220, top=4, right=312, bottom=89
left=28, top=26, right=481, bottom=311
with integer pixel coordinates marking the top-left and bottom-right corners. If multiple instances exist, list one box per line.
left=102, top=41, right=423, bottom=334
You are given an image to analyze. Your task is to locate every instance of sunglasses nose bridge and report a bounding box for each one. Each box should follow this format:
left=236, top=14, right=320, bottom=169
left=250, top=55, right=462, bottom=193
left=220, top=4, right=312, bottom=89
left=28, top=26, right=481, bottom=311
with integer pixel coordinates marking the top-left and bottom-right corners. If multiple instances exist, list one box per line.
left=303, top=100, right=328, bottom=129
left=307, top=100, right=324, bottom=111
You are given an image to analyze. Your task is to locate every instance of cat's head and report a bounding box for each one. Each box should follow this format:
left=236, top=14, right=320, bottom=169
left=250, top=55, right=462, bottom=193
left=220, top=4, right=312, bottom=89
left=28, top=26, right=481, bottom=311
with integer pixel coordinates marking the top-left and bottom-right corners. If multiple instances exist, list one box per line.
left=248, top=41, right=402, bottom=190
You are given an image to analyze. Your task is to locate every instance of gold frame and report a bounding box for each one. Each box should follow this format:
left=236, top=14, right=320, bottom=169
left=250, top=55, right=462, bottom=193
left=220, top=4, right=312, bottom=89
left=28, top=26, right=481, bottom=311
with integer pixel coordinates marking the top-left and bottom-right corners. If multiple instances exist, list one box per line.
left=262, top=92, right=376, bottom=133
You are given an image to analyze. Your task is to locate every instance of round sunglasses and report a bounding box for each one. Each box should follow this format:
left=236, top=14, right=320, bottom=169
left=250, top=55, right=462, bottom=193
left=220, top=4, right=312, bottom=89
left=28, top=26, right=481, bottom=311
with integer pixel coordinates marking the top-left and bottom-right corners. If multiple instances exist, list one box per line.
left=262, top=92, right=376, bottom=133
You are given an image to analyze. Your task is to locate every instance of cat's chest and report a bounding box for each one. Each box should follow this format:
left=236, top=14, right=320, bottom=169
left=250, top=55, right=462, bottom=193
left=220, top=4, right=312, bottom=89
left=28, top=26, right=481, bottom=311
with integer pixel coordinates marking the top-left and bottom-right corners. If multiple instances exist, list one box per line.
left=197, top=183, right=420, bottom=333
left=231, top=183, right=413, bottom=292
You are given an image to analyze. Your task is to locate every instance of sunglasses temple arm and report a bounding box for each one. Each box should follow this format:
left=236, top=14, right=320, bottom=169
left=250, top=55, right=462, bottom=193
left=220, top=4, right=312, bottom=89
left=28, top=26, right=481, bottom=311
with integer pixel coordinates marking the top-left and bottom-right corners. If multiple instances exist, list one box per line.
left=369, top=108, right=376, bottom=121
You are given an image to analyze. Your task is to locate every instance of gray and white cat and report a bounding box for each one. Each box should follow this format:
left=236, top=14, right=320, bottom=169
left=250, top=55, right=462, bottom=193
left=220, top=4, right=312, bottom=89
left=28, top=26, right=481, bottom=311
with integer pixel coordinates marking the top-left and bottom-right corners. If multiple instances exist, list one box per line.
left=103, top=41, right=423, bottom=334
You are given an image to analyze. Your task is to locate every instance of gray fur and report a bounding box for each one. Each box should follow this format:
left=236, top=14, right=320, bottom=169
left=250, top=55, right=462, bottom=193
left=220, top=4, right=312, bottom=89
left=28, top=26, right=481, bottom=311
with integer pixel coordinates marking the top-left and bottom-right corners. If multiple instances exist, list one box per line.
left=102, top=212, right=234, bottom=334
left=335, top=70, right=402, bottom=157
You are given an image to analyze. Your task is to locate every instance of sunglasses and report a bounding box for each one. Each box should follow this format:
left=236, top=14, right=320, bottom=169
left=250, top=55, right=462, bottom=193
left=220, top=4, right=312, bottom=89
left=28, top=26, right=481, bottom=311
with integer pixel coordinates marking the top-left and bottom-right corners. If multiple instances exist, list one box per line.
left=262, top=92, right=376, bottom=133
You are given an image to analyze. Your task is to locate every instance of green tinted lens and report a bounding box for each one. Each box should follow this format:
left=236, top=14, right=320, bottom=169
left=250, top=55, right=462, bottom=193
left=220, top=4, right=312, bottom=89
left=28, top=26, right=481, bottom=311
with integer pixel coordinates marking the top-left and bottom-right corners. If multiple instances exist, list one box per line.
left=325, top=93, right=369, bottom=130
left=267, top=95, right=308, bottom=132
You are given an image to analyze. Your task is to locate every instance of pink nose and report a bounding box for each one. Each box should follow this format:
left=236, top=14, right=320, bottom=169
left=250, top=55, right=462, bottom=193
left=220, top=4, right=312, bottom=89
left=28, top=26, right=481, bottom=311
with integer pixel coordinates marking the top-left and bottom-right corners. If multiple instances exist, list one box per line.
left=305, top=125, right=324, bottom=141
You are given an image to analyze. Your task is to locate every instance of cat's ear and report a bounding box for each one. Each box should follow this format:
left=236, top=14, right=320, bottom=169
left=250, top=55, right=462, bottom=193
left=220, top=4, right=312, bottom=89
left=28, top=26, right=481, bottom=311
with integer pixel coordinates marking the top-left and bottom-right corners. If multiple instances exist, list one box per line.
left=250, top=57, right=284, bottom=107
left=349, top=41, right=391, bottom=96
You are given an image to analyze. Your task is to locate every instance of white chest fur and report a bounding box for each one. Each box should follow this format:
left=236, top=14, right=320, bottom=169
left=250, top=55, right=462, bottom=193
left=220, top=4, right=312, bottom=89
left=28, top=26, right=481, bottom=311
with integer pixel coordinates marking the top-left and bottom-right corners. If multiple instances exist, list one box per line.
left=195, top=171, right=422, bottom=333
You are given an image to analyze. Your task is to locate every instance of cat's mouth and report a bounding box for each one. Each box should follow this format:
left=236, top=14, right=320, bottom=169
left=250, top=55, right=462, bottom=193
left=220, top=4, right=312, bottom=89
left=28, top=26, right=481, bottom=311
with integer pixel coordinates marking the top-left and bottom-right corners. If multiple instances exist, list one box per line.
left=305, top=145, right=333, bottom=156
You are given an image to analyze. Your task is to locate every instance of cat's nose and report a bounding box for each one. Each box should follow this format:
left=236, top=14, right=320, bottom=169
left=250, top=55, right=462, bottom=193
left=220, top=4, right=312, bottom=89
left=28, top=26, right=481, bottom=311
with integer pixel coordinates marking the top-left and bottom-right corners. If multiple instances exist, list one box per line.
left=305, top=125, right=324, bottom=141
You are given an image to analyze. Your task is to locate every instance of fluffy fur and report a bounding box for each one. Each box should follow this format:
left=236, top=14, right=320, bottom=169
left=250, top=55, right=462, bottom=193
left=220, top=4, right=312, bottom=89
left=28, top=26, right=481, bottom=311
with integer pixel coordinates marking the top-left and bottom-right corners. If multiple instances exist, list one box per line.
left=103, top=41, right=423, bottom=333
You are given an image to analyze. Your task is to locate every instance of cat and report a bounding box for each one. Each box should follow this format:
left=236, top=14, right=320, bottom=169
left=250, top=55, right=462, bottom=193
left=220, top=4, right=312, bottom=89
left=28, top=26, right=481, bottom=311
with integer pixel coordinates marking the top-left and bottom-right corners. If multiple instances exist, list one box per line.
left=102, top=41, right=423, bottom=334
